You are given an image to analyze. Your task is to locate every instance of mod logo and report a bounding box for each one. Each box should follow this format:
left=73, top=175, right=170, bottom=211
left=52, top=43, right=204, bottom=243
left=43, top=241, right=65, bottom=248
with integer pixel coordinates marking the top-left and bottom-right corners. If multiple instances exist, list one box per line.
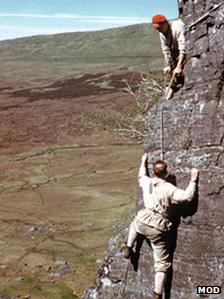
left=196, top=286, right=221, bottom=295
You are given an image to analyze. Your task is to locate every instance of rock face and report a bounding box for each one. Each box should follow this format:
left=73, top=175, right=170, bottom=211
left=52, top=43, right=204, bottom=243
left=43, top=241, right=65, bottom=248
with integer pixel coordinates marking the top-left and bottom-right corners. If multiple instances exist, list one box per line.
left=82, top=1, right=224, bottom=298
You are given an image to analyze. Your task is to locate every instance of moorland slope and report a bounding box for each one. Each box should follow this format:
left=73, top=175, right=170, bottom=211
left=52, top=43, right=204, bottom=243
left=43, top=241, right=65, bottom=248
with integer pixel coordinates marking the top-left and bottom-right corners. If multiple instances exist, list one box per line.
left=0, top=23, right=162, bottom=82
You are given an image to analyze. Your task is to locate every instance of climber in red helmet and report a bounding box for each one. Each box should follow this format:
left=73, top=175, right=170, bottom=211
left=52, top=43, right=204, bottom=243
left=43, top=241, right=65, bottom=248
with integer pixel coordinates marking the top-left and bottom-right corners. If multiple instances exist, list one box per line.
left=122, top=153, right=199, bottom=299
left=151, top=14, right=186, bottom=100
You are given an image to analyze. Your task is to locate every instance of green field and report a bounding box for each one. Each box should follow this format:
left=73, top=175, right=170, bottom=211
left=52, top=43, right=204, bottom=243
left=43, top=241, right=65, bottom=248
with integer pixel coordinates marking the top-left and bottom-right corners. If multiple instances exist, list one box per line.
left=0, top=23, right=162, bottom=81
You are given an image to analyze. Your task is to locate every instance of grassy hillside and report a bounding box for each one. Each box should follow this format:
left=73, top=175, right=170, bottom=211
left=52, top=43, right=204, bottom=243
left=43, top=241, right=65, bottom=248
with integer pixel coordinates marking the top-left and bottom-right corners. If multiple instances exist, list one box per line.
left=0, top=23, right=163, bottom=298
left=0, top=23, right=162, bottom=81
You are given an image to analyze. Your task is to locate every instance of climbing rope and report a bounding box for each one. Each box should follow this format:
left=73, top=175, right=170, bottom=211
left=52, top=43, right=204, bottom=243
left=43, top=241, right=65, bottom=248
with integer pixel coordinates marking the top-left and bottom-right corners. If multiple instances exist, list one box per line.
left=117, top=259, right=130, bottom=299
left=160, top=73, right=176, bottom=160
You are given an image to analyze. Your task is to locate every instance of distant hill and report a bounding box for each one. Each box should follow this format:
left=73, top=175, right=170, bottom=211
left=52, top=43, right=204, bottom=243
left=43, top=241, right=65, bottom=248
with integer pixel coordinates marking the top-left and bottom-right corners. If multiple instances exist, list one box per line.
left=0, top=23, right=162, bottom=81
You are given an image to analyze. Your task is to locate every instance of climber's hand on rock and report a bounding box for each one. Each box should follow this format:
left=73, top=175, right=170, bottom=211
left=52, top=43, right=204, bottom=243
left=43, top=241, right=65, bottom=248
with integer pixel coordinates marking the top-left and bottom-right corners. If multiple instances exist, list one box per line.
left=191, top=168, right=199, bottom=181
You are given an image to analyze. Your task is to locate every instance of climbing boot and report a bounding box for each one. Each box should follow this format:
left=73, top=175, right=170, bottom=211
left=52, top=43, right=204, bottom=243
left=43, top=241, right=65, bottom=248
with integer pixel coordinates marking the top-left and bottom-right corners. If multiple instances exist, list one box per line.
left=151, top=291, right=162, bottom=299
left=121, top=245, right=132, bottom=259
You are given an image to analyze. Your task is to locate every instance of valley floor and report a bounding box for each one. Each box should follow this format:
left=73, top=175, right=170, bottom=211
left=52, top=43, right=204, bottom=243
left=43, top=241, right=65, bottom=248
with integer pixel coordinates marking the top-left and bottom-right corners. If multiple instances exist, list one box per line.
left=0, top=71, right=143, bottom=298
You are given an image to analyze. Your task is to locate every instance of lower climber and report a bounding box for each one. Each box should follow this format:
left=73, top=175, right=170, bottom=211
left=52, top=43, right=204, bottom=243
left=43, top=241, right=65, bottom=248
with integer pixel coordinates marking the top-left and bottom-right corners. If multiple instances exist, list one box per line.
left=122, top=153, right=199, bottom=299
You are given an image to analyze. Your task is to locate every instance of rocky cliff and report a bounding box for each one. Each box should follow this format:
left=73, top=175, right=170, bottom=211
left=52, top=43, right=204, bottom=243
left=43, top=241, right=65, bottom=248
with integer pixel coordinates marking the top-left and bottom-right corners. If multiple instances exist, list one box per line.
left=82, top=1, right=224, bottom=298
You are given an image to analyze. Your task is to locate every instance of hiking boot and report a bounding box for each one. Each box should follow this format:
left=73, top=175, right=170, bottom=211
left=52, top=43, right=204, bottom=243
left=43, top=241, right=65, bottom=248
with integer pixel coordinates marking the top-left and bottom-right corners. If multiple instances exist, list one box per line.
left=151, top=291, right=162, bottom=299
left=121, top=245, right=132, bottom=259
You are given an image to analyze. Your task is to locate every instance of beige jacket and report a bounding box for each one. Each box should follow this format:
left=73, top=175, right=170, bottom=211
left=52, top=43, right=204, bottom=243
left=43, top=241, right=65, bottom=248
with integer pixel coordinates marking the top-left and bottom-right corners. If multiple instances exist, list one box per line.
left=159, top=19, right=186, bottom=67
left=136, top=176, right=196, bottom=231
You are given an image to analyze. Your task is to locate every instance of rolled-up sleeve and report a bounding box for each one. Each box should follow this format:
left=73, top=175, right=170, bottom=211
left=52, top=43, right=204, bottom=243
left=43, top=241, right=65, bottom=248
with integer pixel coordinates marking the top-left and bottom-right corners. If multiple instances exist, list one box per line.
left=176, top=21, right=186, bottom=54
left=171, top=181, right=196, bottom=203
left=159, top=34, right=172, bottom=66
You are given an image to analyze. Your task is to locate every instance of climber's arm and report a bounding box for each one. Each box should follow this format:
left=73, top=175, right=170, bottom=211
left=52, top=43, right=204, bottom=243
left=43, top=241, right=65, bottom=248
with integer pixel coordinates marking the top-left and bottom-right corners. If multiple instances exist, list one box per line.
left=171, top=168, right=199, bottom=203
left=173, top=52, right=186, bottom=75
left=138, top=153, right=151, bottom=191
left=174, top=21, right=186, bottom=75
left=138, top=153, right=148, bottom=179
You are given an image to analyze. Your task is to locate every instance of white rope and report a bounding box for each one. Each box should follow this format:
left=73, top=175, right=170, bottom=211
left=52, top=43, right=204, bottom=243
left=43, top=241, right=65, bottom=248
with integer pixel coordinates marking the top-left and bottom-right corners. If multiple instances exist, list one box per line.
left=160, top=100, right=165, bottom=160
left=117, top=260, right=130, bottom=299
left=160, top=73, right=176, bottom=160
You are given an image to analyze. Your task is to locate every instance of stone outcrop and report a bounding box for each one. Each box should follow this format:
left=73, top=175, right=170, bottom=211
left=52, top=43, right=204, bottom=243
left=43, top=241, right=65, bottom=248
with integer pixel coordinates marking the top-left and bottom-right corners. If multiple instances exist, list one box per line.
left=82, top=1, right=224, bottom=298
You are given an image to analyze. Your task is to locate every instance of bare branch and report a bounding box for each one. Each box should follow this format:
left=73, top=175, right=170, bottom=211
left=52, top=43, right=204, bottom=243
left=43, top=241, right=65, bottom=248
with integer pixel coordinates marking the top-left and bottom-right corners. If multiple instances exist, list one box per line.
left=114, top=128, right=147, bottom=138
left=122, top=78, right=144, bottom=109
left=113, top=74, right=163, bottom=140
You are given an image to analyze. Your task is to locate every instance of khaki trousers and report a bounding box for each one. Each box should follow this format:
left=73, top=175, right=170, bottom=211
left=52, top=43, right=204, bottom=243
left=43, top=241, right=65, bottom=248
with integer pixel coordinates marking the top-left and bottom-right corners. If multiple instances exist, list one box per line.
left=133, top=219, right=171, bottom=273
left=127, top=219, right=172, bottom=295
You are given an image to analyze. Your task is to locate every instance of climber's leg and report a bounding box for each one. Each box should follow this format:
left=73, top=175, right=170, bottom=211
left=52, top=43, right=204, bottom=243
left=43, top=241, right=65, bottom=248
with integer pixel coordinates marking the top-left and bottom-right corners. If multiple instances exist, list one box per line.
left=154, top=271, right=167, bottom=295
left=137, top=221, right=171, bottom=297
left=150, top=238, right=170, bottom=296
left=127, top=221, right=138, bottom=247
left=122, top=221, right=138, bottom=258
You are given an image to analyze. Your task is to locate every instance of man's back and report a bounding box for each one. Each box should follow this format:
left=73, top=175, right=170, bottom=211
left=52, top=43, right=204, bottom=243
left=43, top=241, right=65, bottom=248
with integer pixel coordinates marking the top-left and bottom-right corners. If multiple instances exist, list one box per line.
left=137, top=175, right=196, bottom=231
